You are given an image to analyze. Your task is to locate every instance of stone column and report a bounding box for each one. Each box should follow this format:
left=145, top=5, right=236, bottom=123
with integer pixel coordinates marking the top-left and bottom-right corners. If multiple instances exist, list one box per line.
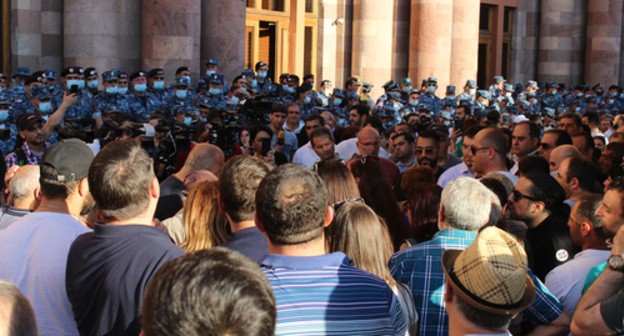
left=10, top=1, right=43, bottom=71
left=537, top=0, right=585, bottom=85
left=64, top=0, right=141, bottom=72
left=391, top=0, right=410, bottom=82
left=450, top=0, right=479, bottom=89
left=201, top=0, right=245, bottom=82
left=142, top=0, right=201, bottom=83
left=41, top=0, right=64, bottom=71
left=510, top=0, right=540, bottom=85
left=351, top=0, right=394, bottom=99
left=585, top=0, right=622, bottom=86
left=317, top=0, right=340, bottom=86
left=409, top=0, right=454, bottom=92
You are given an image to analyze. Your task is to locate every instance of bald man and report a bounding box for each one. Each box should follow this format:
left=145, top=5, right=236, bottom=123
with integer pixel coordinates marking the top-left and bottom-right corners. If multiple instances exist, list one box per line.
left=154, top=143, right=225, bottom=220
left=0, top=165, right=40, bottom=231
left=548, top=144, right=580, bottom=173
left=470, top=127, right=517, bottom=184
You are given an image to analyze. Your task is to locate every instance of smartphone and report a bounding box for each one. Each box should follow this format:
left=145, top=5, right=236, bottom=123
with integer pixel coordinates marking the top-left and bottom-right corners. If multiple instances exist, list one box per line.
left=454, top=119, right=464, bottom=131
left=261, top=138, right=271, bottom=156
left=70, top=85, right=79, bottom=94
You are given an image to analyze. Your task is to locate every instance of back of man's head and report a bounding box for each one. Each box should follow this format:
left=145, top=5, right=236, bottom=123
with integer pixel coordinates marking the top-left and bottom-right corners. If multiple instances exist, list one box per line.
left=219, top=155, right=269, bottom=223
left=89, top=140, right=153, bottom=222
left=39, top=138, right=94, bottom=201
left=441, top=177, right=498, bottom=231
left=184, top=143, right=225, bottom=176
left=565, top=156, right=598, bottom=192
left=142, top=248, right=276, bottom=336
left=256, top=164, right=328, bottom=245
left=524, top=171, right=567, bottom=214
left=0, top=280, right=37, bottom=336
left=9, top=165, right=39, bottom=207
left=479, top=127, right=510, bottom=159
left=574, top=193, right=607, bottom=243
left=544, top=129, right=573, bottom=147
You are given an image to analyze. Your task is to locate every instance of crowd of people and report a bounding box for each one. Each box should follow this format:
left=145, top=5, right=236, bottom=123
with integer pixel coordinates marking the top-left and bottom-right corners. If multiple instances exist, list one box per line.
left=0, top=60, right=624, bottom=335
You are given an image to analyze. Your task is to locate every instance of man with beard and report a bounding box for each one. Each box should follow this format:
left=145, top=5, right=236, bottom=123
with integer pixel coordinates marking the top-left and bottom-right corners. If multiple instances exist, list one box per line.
left=470, top=127, right=517, bottom=184
left=437, top=125, right=485, bottom=188
left=0, top=139, right=94, bottom=335
left=415, top=130, right=442, bottom=178
left=507, top=171, right=577, bottom=280
left=391, top=131, right=417, bottom=173
left=573, top=177, right=624, bottom=335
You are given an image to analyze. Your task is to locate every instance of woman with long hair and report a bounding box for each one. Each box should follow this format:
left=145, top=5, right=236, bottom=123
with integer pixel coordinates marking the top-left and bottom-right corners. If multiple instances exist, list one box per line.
left=347, top=155, right=409, bottom=251
left=403, top=182, right=442, bottom=245
left=180, top=180, right=229, bottom=253
left=315, top=160, right=360, bottom=205
left=329, top=201, right=418, bottom=335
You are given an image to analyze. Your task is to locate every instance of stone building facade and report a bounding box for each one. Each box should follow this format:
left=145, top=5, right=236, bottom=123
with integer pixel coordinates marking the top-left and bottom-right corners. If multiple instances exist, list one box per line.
left=2, top=0, right=623, bottom=98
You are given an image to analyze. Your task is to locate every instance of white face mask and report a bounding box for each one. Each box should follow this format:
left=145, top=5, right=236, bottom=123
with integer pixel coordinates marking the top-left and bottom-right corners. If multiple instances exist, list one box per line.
left=469, top=89, right=476, bottom=96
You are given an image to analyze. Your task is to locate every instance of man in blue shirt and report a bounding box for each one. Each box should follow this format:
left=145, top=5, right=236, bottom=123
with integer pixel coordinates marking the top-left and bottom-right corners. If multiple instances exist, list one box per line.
left=256, top=164, right=406, bottom=335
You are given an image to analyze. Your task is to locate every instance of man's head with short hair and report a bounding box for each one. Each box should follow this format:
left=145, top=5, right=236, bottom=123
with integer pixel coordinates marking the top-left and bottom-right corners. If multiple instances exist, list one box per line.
left=471, top=127, right=510, bottom=177
left=0, top=280, right=37, bottom=336
left=349, top=104, right=369, bottom=128
left=391, top=132, right=416, bottom=163
left=555, top=156, right=597, bottom=199
left=183, top=143, right=225, bottom=176
left=9, top=165, right=40, bottom=210
left=142, top=248, right=276, bottom=336
left=88, top=140, right=155, bottom=223
left=571, top=132, right=595, bottom=160
left=310, top=127, right=336, bottom=161
left=558, top=113, right=582, bottom=135
left=39, top=138, right=94, bottom=201
left=549, top=144, right=580, bottom=172
left=511, top=121, right=540, bottom=158
left=303, top=114, right=324, bottom=138
left=538, top=129, right=572, bottom=160
left=255, top=164, right=330, bottom=246
left=356, top=126, right=381, bottom=156
left=440, top=177, right=498, bottom=231
left=569, top=193, right=607, bottom=248
left=219, top=155, right=269, bottom=223
left=508, top=172, right=567, bottom=226
left=415, top=130, right=441, bottom=169
left=596, top=176, right=624, bottom=237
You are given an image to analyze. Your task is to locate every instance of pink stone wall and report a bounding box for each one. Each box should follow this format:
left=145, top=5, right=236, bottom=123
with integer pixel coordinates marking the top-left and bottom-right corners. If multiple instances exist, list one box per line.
left=450, top=0, right=479, bottom=89
left=142, top=0, right=201, bottom=82
left=201, top=0, right=246, bottom=82
left=409, top=0, right=454, bottom=93
left=511, top=0, right=539, bottom=85
left=585, top=0, right=622, bottom=86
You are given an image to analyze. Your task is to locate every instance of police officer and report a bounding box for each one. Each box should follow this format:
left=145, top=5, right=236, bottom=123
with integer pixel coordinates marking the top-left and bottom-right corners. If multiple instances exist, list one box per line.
left=11, top=71, right=49, bottom=120
left=360, top=82, right=375, bottom=108
left=116, top=70, right=130, bottom=96
left=126, top=71, right=162, bottom=122
left=162, top=77, right=194, bottom=117
left=502, top=83, right=515, bottom=106
left=93, top=70, right=130, bottom=128
left=421, top=76, right=442, bottom=116
left=489, top=76, right=505, bottom=100
left=59, top=67, right=92, bottom=120
left=0, top=93, right=18, bottom=157
left=83, top=67, right=100, bottom=99
left=542, top=82, right=564, bottom=110
left=442, top=85, right=456, bottom=107
left=44, top=69, right=62, bottom=107
left=254, top=61, right=273, bottom=94
left=9, top=67, right=30, bottom=98
left=400, top=77, right=413, bottom=103
left=147, top=68, right=167, bottom=105
left=456, top=79, right=477, bottom=102
left=205, top=58, right=220, bottom=77
left=295, top=83, right=315, bottom=118
left=199, top=74, right=226, bottom=111
left=330, top=88, right=348, bottom=127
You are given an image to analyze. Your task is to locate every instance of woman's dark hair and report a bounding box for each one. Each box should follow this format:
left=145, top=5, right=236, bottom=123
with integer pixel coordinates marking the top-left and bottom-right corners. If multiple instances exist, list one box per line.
left=347, top=156, right=408, bottom=251
left=404, top=182, right=442, bottom=243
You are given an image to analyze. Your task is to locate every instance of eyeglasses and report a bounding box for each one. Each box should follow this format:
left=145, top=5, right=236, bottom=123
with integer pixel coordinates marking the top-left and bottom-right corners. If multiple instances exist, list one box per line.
left=510, top=189, right=540, bottom=202
left=332, top=198, right=364, bottom=212
left=470, top=146, right=491, bottom=155
left=414, top=147, right=438, bottom=155
left=539, top=143, right=553, bottom=150
left=351, top=154, right=378, bottom=165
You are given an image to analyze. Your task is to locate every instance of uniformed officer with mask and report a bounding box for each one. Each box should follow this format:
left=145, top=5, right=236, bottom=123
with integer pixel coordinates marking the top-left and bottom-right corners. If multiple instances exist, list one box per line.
left=84, top=67, right=100, bottom=99
left=9, top=67, right=30, bottom=98
left=442, top=85, right=456, bottom=107
left=59, top=67, right=92, bottom=120
left=12, top=71, right=46, bottom=119
left=456, top=79, right=477, bottom=102
left=200, top=74, right=226, bottom=111
left=400, top=77, right=413, bottom=103
left=126, top=71, right=162, bottom=122
left=162, top=77, right=194, bottom=117
left=93, top=70, right=130, bottom=128
left=254, top=61, right=273, bottom=94
left=205, top=58, right=220, bottom=77
left=147, top=68, right=167, bottom=103
left=421, top=76, right=442, bottom=116
left=542, top=82, right=564, bottom=110
left=330, top=88, right=348, bottom=127
left=0, top=93, right=18, bottom=157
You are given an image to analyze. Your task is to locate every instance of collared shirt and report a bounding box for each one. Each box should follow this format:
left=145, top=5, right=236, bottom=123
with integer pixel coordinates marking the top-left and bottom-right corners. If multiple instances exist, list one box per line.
left=261, top=252, right=407, bottom=335
left=390, top=229, right=565, bottom=336
left=437, top=162, right=473, bottom=188
left=0, top=205, right=30, bottom=231
left=396, top=156, right=418, bottom=173
left=292, top=141, right=319, bottom=167
left=5, top=142, right=51, bottom=170
left=545, top=248, right=611, bottom=316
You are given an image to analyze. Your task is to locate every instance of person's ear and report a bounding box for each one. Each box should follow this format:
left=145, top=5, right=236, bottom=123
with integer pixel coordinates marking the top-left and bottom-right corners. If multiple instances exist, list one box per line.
left=444, top=277, right=454, bottom=303
left=323, top=205, right=334, bottom=228
left=254, top=213, right=265, bottom=233
left=78, top=178, right=89, bottom=198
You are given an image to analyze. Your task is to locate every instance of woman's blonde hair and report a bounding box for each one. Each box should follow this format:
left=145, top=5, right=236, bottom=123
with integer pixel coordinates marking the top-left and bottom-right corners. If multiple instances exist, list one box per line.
left=329, top=201, right=395, bottom=286
left=180, top=180, right=229, bottom=253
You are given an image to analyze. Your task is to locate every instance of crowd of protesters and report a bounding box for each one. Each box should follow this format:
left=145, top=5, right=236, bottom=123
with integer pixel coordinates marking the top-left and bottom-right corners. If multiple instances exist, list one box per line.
left=0, top=60, right=624, bottom=335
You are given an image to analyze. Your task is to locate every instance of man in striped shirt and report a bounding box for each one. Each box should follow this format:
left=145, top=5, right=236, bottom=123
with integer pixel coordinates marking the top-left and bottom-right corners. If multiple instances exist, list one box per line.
left=255, top=164, right=407, bottom=335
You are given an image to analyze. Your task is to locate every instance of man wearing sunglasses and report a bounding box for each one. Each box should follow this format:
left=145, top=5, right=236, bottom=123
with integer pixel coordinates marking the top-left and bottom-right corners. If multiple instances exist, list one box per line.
left=538, top=129, right=572, bottom=160
left=471, top=127, right=517, bottom=184
left=507, top=171, right=577, bottom=281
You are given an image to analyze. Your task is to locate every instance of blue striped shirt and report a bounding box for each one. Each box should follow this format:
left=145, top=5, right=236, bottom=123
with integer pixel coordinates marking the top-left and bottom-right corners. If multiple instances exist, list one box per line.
left=389, top=229, right=564, bottom=336
left=260, top=252, right=407, bottom=335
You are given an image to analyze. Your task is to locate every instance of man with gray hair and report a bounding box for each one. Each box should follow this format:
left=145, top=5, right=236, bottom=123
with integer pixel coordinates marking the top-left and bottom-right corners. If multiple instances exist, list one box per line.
left=390, top=177, right=498, bottom=335
left=391, top=176, right=571, bottom=335
left=0, top=165, right=40, bottom=231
